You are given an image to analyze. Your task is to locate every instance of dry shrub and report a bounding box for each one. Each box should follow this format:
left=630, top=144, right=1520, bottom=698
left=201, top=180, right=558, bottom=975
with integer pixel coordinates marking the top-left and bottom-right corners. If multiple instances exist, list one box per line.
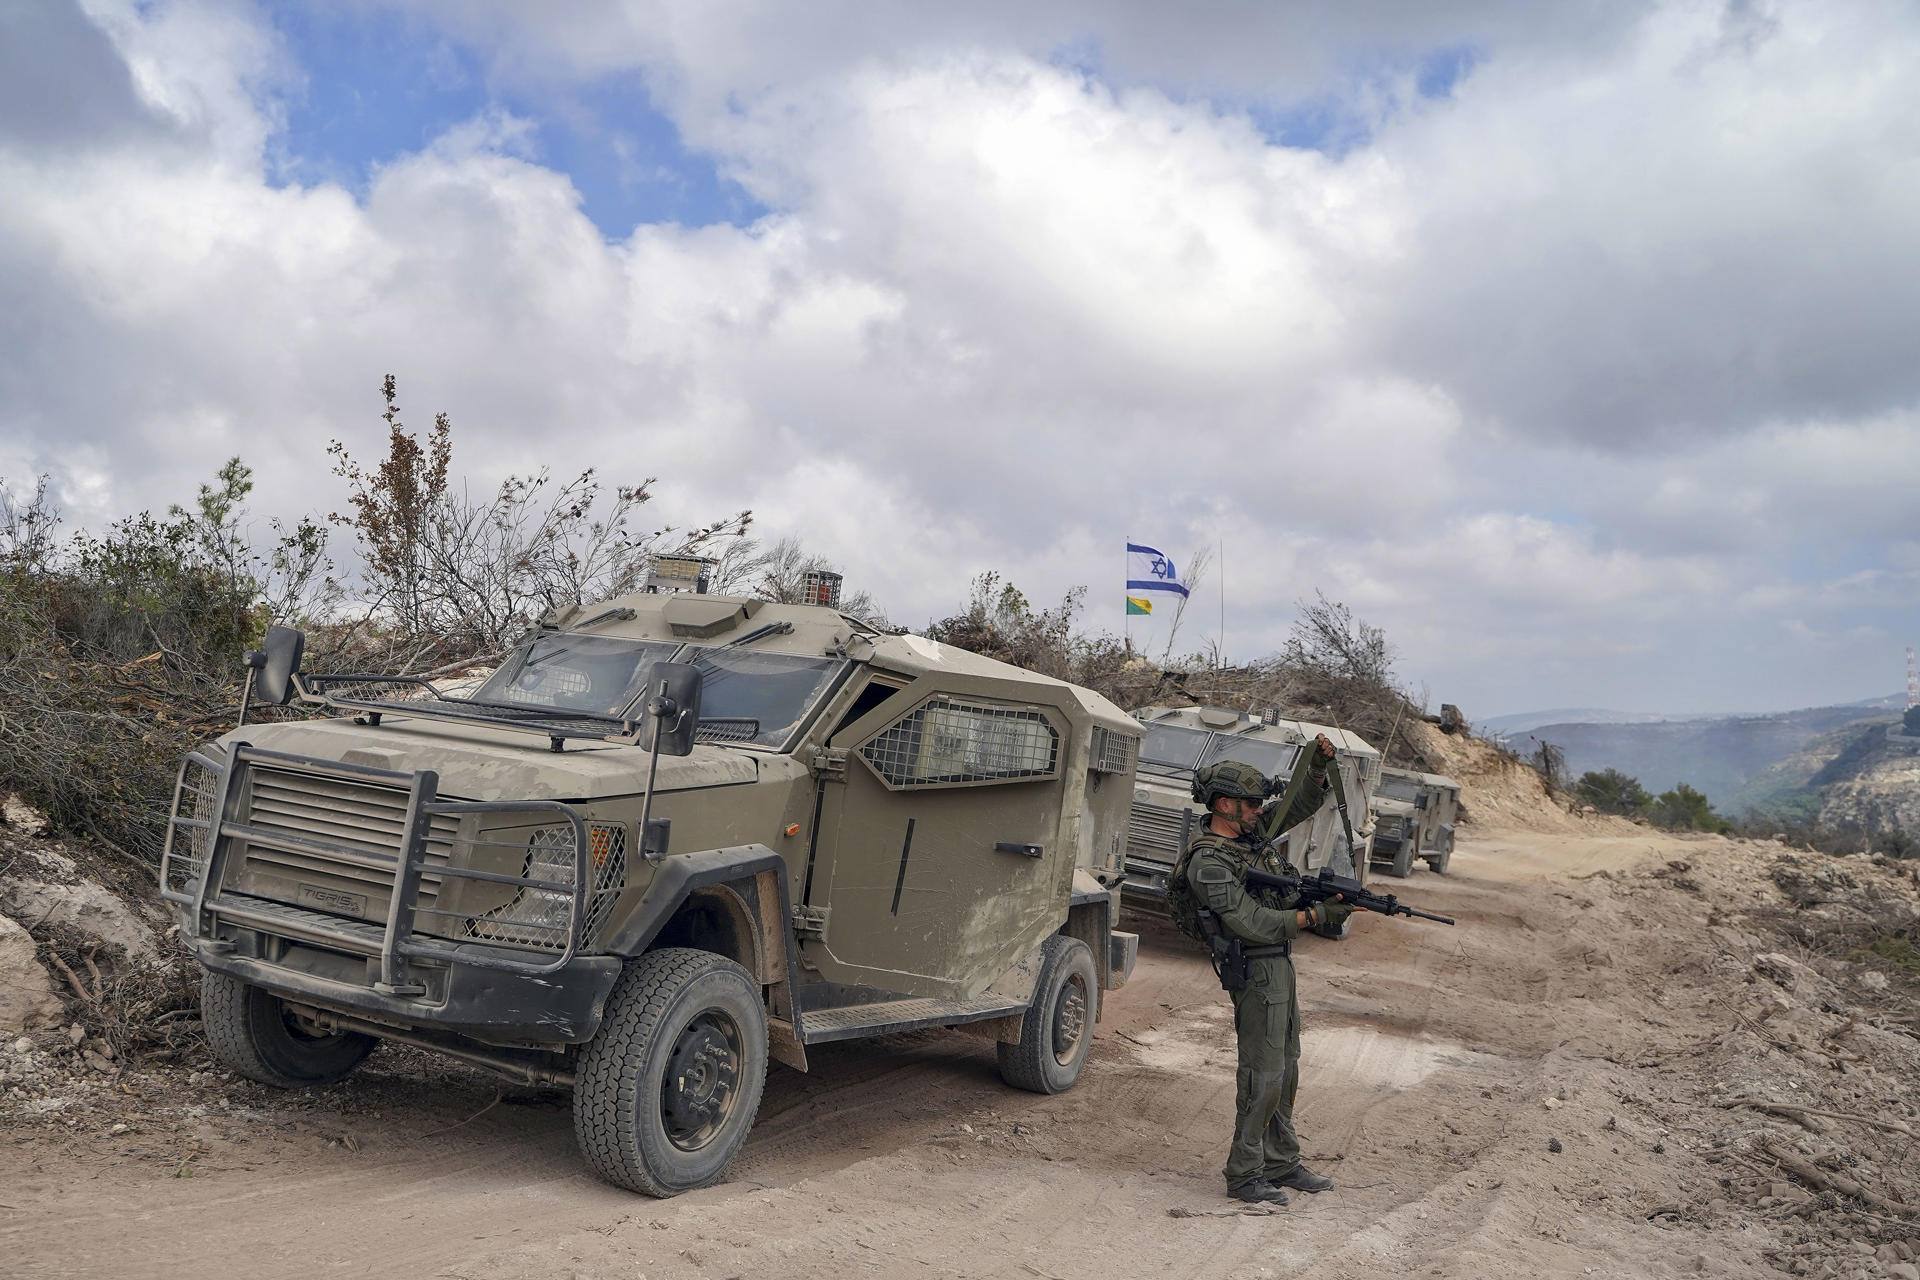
left=926, top=576, right=1435, bottom=768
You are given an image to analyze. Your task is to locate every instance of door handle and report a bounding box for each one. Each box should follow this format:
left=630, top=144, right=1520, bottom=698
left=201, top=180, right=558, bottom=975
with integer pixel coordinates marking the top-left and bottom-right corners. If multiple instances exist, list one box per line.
left=994, top=841, right=1043, bottom=858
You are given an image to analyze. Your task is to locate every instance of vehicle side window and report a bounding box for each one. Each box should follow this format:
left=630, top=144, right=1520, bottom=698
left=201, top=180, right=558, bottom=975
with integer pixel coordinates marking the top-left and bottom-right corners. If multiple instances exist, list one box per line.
left=829, top=676, right=909, bottom=740
left=859, top=696, right=1060, bottom=788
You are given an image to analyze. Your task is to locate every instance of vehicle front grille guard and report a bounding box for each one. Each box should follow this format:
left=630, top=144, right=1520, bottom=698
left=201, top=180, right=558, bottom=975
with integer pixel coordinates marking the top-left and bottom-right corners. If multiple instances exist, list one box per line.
left=162, top=743, right=597, bottom=987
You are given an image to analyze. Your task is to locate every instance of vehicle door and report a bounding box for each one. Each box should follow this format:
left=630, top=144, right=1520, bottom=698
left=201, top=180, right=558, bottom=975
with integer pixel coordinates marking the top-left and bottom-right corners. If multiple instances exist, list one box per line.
left=807, top=676, right=1073, bottom=999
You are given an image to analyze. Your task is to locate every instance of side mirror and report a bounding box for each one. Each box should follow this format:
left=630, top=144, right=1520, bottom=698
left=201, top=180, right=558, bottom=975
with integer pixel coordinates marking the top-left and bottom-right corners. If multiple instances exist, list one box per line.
left=258, top=625, right=306, bottom=706
left=642, top=661, right=703, bottom=757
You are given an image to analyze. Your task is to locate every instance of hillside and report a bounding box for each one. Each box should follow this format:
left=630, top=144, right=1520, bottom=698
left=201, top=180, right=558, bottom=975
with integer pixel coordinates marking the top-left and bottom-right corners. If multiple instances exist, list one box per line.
left=1518, top=704, right=1893, bottom=812
left=1735, top=719, right=1920, bottom=842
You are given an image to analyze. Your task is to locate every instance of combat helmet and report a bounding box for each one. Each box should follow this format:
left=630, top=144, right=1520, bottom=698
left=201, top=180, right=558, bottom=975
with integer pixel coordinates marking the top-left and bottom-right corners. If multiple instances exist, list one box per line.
left=1192, top=760, right=1271, bottom=809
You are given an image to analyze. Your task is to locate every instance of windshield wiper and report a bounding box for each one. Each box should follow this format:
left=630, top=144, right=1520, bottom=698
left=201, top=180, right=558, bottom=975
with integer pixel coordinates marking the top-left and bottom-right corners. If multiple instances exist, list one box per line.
left=522, top=645, right=572, bottom=669
left=725, top=621, right=795, bottom=648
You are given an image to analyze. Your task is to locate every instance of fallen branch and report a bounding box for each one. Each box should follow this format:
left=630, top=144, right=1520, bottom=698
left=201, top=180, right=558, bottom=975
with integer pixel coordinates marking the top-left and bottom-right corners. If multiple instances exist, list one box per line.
left=80, top=947, right=104, bottom=1002
left=1755, top=1136, right=1917, bottom=1218
left=46, top=951, right=95, bottom=1008
left=1727, top=1098, right=1914, bottom=1139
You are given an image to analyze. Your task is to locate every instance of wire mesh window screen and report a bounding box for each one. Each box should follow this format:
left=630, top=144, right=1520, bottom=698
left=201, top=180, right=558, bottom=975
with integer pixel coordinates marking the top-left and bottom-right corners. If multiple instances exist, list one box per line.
left=861, top=698, right=1059, bottom=787
left=1091, top=726, right=1135, bottom=774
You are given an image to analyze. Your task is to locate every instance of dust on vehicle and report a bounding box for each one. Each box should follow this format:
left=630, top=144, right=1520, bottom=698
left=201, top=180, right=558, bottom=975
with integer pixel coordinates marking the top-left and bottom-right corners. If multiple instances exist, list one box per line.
left=162, top=591, right=1142, bottom=1196
left=1117, top=705, right=1381, bottom=906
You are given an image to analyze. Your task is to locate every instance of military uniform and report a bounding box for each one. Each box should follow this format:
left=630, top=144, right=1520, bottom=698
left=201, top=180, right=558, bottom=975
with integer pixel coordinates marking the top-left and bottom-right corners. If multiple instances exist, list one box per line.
left=1174, top=757, right=1333, bottom=1198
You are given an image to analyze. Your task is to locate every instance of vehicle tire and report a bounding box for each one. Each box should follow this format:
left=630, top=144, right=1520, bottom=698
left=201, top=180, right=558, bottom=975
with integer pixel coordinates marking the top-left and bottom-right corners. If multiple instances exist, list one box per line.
left=199, top=970, right=376, bottom=1088
left=997, top=935, right=1096, bottom=1095
left=1390, top=839, right=1416, bottom=879
left=574, top=948, right=768, bottom=1197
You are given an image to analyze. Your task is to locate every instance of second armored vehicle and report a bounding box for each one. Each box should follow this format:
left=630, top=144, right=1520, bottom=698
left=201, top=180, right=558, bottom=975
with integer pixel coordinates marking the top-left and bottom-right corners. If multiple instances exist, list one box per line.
left=1119, top=705, right=1379, bottom=903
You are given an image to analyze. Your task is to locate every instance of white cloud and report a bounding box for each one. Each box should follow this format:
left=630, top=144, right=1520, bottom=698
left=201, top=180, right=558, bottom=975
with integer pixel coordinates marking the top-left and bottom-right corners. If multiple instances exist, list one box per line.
left=1, top=0, right=1917, bottom=720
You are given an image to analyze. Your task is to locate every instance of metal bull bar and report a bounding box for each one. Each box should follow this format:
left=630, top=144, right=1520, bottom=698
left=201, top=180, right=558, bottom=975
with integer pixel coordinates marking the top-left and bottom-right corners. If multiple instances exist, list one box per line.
left=162, top=742, right=593, bottom=990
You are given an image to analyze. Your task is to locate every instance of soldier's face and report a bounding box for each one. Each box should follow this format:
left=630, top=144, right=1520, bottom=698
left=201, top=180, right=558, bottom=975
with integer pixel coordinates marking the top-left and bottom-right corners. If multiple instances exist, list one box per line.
left=1228, top=797, right=1262, bottom=831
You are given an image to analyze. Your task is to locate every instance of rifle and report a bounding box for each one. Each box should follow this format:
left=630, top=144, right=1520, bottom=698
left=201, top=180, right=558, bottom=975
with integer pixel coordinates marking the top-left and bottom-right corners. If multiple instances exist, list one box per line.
left=1243, top=865, right=1456, bottom=926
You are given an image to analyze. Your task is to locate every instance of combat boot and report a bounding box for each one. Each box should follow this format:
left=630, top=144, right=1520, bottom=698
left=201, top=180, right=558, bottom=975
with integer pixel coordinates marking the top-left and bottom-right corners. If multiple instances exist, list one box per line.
left=1271, top=1164, right=1333, bottom=1193
left=1227, top=1179, right=1290, bottom=1205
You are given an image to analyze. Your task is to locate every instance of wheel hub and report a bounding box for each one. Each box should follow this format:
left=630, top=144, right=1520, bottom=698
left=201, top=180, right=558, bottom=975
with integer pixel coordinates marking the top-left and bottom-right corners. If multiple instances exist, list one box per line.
left=1051, top=978, right=1087, bottom=1065
left=661, top=1013, right=741, bottom=1151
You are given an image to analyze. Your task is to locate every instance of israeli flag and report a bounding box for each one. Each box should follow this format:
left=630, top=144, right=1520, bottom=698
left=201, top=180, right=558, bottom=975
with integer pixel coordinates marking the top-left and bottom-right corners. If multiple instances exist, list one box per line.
left=1127, top=542, right=1190, bottom=598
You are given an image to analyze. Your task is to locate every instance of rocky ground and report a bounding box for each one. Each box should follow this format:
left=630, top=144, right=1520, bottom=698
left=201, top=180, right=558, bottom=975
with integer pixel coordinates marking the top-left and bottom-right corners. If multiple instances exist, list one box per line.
left=2, top=777, right=1918, bottom=1279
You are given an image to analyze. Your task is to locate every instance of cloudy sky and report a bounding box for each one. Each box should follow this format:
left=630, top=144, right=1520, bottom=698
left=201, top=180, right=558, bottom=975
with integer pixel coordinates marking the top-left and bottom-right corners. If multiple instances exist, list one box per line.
left=3, top=0, right=1917, bottom=719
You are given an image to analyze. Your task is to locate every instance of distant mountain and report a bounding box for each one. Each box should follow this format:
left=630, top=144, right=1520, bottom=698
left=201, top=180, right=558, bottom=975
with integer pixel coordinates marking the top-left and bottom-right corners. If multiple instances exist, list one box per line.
left=1519, top=702, right=1900, bottom=812
left=1480, top=707, right=1684, bottom=737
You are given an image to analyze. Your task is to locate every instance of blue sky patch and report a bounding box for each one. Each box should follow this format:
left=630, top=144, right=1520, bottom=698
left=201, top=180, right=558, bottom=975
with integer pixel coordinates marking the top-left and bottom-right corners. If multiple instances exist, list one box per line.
left=1249, top=42, right=1482, bottom=156
left=267, top=4, right=763, bottom=236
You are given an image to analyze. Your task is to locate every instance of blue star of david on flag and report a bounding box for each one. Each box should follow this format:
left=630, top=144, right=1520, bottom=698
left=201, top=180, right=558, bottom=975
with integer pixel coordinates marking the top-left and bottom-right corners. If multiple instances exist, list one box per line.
left=1126, top=542, right=1190, bottom=598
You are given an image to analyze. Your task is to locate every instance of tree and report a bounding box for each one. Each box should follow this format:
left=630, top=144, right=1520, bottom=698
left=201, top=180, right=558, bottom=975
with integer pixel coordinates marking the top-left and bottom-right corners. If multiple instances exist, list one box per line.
left=1648, top=782, right=1728, bottom=833
left=1575, top=768, right=1650, bottom=817
left=328, top=376, right=751, bottom=659
left=709, top=534, right=888, bottom=626
left=1281, top=591, right=1394, bottom=686
left=1904, top=705, right=1920, bottom=736
left=1529, top=739, right=1567, bottom=793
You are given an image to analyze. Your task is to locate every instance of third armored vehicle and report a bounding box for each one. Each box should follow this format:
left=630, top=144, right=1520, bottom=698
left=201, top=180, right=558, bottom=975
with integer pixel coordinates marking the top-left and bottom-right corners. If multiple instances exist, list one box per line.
left=162, top=593, right=1141, bottom=1196
left=1369, top=766, right=1461, bottom=877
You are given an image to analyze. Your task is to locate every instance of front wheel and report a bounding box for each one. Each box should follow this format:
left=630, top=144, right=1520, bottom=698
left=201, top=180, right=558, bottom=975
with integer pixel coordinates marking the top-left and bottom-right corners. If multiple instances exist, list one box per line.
left=998, top=935, right=1096, bottom=1094
left=1390, top=839, right=1416, bottom=879
left=573, top=948, right=768, bottom=1197
left=199, top=970, right=377, bottom=1088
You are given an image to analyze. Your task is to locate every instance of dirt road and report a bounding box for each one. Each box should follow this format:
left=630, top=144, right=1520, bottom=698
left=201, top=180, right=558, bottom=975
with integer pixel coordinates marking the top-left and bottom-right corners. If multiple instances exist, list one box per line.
left=5, top=825, right=1916, bottom=1279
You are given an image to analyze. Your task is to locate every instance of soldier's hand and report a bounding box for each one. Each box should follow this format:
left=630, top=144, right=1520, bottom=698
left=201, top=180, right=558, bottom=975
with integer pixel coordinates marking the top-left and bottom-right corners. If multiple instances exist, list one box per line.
left=1314, top=897, right=1354, bottom=930
left=1314, top=733, right=1337, bottom=760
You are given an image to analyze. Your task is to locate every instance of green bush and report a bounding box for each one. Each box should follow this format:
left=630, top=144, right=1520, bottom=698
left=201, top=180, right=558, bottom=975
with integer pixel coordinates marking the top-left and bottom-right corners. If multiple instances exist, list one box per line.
left=1575, top=768, right=1651, bottom=816
left=1648, top=782, right=1730, bottom=834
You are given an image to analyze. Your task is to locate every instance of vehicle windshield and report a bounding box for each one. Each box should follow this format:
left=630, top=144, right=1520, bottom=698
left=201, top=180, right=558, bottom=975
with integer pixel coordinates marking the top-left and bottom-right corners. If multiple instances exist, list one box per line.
left=475, top=636, right=682, bottom=717
left=1379, top=777, right=1423, bottom=801
left=1140, top=724, right=1211, bottom=769
left=1197, top=736, right=1300, bottom=781
left=474, top=635, right=846, bottom=747
left=686, top=647, right=844, bottom=748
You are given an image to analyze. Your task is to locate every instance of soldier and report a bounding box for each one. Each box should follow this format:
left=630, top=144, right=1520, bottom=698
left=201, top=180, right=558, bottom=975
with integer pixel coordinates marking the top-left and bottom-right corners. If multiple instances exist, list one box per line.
left=1168, top=737, right=1354, bottom=1205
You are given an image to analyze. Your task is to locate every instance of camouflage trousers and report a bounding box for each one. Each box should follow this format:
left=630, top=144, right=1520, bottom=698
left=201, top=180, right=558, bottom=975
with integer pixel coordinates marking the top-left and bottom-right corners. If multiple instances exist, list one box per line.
left=1224, top=957, right=1303, bottom=1191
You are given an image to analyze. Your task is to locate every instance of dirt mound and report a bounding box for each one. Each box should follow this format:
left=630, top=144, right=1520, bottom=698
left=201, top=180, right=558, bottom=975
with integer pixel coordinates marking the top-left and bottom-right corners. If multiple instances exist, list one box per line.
left=1404, top=720, right=1639, bottom=836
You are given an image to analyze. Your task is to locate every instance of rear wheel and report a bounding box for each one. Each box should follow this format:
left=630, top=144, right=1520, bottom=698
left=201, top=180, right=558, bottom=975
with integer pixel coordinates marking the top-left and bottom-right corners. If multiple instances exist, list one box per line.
left=574, top=948, right=768, bottom=1197
left=998, top=935, right=1096, bottom=1094
left=200, top=970, right=376, bottom=1088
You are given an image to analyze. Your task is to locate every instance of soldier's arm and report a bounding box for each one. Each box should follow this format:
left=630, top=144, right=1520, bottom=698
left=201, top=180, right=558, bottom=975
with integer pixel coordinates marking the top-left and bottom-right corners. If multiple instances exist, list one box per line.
left=1255, top=750, right=1331, bottom=841
left=1187, top=848, right=1300, bottom=945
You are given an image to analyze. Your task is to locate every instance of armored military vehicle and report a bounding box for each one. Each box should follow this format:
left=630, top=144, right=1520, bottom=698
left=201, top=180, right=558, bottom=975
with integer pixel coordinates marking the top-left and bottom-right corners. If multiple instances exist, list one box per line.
left=161, top=594, right=1142, bottom=1196
left=1369, top=767, right=1460, bottom=877
left=1118, top=705, right=1379, bottom=904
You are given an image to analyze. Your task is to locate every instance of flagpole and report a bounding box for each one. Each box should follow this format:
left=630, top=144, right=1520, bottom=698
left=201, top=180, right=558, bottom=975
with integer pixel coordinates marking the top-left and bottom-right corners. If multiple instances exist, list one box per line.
left=1218, top=536, right=1225, bottom=669
left=1123, top=535, right=1130, bottom=654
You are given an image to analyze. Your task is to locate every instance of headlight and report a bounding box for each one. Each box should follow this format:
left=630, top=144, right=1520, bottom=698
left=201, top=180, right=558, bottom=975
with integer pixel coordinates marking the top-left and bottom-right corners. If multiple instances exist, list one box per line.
left=466, top=822, right=627, bottom=950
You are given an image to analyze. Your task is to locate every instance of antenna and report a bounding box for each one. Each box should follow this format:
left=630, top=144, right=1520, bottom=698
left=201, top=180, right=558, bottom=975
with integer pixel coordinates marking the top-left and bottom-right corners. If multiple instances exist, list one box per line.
left=1908, top=646, right=1917, bottom=710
